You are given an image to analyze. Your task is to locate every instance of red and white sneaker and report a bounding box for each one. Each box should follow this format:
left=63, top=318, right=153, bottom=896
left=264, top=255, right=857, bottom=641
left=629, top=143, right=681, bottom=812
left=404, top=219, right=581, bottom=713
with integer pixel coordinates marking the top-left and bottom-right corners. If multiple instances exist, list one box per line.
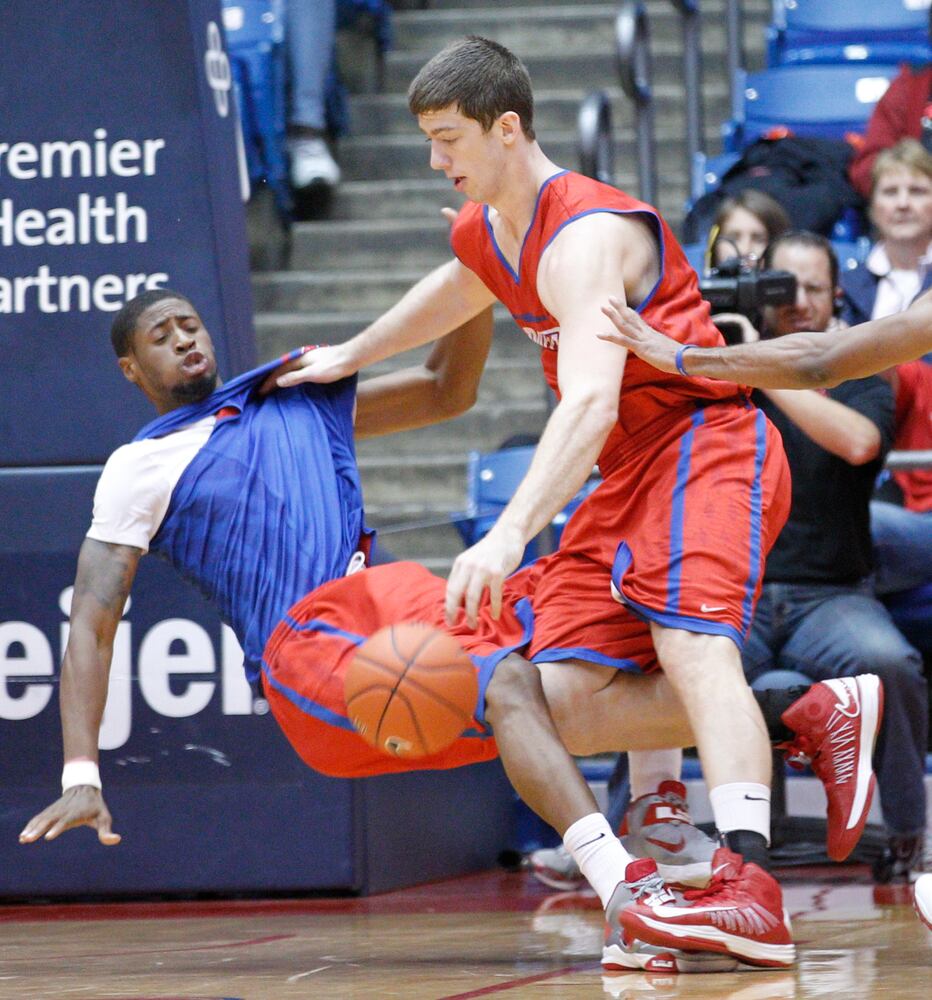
left=618, top=847, right=796, bottom=968
left=779, top=674, right=883, bottom=862
left=914, top=873, right=932, bottom=931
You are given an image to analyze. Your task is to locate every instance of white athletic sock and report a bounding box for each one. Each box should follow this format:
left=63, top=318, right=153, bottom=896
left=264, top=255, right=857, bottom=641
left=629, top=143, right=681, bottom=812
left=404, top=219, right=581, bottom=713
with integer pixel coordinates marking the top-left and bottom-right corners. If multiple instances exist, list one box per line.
left=563, top=812, right=636, bottom=908
left=628, top=748, right=683, bottom=800
left=708, top=782, right=771, bottom=845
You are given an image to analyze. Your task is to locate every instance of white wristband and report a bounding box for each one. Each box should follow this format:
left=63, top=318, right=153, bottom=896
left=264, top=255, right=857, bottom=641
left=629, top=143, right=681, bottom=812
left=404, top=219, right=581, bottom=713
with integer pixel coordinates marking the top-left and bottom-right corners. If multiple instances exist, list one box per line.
left=61, top=759, right=102, bottom=792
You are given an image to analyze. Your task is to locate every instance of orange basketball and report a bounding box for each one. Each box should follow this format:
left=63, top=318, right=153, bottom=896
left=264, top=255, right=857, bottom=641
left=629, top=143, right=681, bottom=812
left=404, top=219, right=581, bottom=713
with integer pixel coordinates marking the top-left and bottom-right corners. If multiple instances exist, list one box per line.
left=344, top=622, right=478, bottom=758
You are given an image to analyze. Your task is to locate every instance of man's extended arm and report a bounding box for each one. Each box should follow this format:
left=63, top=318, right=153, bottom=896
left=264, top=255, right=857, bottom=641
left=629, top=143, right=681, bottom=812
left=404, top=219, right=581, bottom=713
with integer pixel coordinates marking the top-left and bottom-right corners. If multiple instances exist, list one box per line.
left=19, top=538, right=141, bottom=846
left=353, top=307, right=494, bottom=438
left=275, top=257, right=497, bottom=388
left=600, top=291, right=932, bottom=388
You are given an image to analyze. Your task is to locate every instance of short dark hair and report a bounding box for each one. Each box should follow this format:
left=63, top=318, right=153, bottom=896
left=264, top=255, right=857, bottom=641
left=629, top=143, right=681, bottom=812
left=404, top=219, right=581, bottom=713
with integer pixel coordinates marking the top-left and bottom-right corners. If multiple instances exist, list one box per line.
left=762, top=230, right=839, bottom=290
left=408, top=36, right=536, bottom=140
left=110, top=288, right=193, bottom=357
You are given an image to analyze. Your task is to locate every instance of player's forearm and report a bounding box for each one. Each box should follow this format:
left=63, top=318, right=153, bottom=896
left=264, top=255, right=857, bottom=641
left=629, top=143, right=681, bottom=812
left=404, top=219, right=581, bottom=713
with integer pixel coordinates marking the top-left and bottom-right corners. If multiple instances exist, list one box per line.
left=496, top=393, right=614, bottom=542
left=347, top=262, right=488, bottom=369
left=59, top=633, right=113, bottom=763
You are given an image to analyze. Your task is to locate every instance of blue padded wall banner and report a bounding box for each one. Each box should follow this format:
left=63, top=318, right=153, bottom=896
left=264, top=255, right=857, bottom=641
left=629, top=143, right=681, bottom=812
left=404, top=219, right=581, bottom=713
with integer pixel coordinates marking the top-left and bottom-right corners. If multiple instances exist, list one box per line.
left=0, top=0, right=256, bottom=466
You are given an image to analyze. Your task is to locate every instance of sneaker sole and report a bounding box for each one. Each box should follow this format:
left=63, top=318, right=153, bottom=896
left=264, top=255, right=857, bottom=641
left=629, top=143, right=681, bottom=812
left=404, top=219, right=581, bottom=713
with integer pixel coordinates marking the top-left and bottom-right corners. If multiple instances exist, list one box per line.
left=601, top=942, right=738, bottom=973
left=829, top=674, right=883, bottom=862
left=620, top=911, right=796, bottom=968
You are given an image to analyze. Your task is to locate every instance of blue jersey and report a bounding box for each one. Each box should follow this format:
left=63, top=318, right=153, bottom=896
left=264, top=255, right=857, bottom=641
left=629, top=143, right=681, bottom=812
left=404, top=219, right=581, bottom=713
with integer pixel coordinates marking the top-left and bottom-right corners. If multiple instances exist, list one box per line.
left=134, top=353, right=372, bottom=682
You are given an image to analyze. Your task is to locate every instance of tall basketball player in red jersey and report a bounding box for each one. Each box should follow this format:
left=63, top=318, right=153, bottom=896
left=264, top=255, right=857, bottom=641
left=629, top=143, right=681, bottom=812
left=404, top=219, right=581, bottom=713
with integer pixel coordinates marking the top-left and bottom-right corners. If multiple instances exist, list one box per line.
left=271, top=37, right=879, bottom=967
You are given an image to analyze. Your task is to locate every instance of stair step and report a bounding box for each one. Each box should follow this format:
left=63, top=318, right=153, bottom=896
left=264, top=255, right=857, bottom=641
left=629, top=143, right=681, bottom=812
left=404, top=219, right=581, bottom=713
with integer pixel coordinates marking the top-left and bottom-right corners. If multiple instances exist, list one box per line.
left=348, top=84, right=730, bottom=139
left=359, top=454, right=468, bottom=506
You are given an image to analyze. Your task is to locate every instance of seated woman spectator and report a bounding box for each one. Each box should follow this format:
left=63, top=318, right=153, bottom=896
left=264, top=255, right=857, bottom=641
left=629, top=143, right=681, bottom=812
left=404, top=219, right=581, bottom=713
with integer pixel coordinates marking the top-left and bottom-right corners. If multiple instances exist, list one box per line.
left=704, top=190, right=791, bottom=345
left=841, top=140, right=932, bottom=327
left=708, top=189, right=791, bottom=269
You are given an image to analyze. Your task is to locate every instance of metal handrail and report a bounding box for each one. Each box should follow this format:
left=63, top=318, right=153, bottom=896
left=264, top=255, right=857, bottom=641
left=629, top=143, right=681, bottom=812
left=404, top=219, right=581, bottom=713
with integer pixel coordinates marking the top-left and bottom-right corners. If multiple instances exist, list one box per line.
left=577, top=90, right=615, bottom=185
left=669, top=0, right=704, bottom=187
left=886, top=450, right=932, bottom=472
left=615, top=0, right=656, bottom=205
left=724, top=0, right=745, bottom=113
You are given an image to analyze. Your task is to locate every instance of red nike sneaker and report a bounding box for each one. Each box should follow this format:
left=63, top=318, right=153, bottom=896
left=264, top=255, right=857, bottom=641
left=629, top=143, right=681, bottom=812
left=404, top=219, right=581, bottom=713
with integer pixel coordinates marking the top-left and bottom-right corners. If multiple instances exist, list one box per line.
left=779, top=675, right=883, bottom=862
left=618, top=847, right=796, bottom=968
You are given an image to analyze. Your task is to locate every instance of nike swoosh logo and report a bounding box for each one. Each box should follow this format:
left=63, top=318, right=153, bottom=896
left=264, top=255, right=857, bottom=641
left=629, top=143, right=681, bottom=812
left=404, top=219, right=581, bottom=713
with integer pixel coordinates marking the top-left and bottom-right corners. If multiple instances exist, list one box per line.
left=743, top=794, right=769, bottom=801
left=700, top=603, right=727, bottom=613
left=646, top=834, right=686, bottom=853
left=650, top=902, right=740, bottom=917
left=577, top=832, right=606, bottom=849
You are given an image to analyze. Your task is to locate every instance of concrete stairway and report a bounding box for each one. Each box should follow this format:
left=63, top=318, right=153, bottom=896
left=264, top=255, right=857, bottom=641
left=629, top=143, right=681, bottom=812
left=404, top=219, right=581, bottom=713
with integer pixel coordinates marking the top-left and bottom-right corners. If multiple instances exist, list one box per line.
left=252, top=0, right=770, bottom=573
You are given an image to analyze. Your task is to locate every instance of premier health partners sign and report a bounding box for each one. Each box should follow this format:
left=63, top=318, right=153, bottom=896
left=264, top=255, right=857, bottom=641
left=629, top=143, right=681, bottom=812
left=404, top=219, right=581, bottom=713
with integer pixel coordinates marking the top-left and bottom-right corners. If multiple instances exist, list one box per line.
left=0, top=1, right=255, bottom=466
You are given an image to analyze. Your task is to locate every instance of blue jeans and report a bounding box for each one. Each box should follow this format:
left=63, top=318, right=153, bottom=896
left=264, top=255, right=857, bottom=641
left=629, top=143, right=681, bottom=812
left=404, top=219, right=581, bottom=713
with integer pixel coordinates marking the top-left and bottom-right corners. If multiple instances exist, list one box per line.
left=287, top=0, right=337, bottom=130
left=743, top=580, right=927, bottom=836
left=871, top=500, right=932, bottom=596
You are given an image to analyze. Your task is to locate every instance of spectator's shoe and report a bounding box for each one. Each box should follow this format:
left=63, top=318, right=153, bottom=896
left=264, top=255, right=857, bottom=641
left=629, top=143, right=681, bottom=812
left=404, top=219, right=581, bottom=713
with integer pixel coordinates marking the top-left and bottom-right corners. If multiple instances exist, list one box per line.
left=618, top=847, right=796, bottom=968
left=779, top=675, right=883, bottom=862
left=289, top=136, right=341, bottom=190
left=913, top=872, right=932, bottom=930
left=602, top=924, right=738, bottom=973
left=871, top=832, right=925, bottom=884
left=620, top=780, right=716, bottom=888
left=528, top=844, right=586, bottom=891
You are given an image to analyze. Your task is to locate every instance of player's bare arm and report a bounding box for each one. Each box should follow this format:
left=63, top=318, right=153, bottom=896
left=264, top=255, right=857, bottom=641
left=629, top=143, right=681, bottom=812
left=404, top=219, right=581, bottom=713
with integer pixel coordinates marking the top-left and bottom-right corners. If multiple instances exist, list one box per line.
left=353, top=307, right=494, bottom=438
left=273, top=257, right=496, bottom=389
left=19, top=538, right=141, bottom=846
left=601, top=288, right=932, bottom=388
left=445, top=213, right=657, bottom=626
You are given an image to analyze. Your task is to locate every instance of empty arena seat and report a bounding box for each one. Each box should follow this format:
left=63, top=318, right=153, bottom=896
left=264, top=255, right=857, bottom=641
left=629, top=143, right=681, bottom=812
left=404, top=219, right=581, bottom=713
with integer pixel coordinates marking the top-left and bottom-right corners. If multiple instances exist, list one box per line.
left=724, top=64, right=900, bottom=153
left=768, top=0, right=932, bottom=69
left=452, top=446, right=598, bottom=567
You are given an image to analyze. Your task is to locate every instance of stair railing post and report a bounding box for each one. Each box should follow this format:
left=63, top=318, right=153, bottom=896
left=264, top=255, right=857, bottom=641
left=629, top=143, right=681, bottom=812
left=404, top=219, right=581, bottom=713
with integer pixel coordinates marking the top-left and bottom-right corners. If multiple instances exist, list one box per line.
left=670, top=0, right=704, bottom=187
left=724, top=0, right=745, bottom=112
left=577, top=90, right=615, bottom=185
left=614, top=0, right=656, bottom=206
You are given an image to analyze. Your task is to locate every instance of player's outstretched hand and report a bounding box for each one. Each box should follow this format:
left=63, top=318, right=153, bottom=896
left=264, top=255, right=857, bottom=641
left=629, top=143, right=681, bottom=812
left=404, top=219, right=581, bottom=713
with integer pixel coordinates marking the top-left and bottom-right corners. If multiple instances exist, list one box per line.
left=445, top=524, right=526, bottom=629
left=599, top=296, right=681, bottom=374
left=19, top=787, right=121, bottom=846
left=259, top=343, right=359, bottom=395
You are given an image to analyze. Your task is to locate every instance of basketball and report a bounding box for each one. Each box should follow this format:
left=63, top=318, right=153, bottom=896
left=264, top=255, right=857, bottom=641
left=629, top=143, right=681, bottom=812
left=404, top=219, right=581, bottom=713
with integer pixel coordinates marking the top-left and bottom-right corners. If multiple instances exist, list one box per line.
left=344, top=622, right=479, bottom=758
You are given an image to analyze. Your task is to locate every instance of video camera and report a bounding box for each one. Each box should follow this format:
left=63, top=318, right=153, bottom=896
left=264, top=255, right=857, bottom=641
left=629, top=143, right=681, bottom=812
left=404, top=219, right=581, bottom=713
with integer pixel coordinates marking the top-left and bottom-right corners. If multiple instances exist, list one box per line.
left=698, top=257, right=796, bottom=316
left=698, top=257, right=797, bottom=345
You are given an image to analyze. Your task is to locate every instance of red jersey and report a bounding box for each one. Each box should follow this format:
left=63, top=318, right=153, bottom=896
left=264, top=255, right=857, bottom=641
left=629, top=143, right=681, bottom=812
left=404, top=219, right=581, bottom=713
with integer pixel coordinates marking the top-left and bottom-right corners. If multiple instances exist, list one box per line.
left=893, top=359, right=932, bottom=512
left=451, top=170, right=746, bottom=475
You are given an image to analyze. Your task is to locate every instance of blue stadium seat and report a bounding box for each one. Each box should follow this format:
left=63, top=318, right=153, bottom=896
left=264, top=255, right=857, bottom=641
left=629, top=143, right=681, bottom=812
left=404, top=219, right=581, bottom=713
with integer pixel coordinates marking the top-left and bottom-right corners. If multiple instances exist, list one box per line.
left=832, top=236, right=871, bottom=272
left=724, top=64, right=900, bottom=153
left=222, top=0, right=289, bottom=215
left=451, top=446, right=598, bottom=567
left=768, top=0, right=932, bottom=69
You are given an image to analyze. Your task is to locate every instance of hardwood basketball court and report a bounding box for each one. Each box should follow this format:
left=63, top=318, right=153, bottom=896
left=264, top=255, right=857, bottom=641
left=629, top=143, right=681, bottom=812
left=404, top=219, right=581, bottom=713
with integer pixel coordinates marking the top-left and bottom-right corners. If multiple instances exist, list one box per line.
left=2, top=865, right=928, bottom=999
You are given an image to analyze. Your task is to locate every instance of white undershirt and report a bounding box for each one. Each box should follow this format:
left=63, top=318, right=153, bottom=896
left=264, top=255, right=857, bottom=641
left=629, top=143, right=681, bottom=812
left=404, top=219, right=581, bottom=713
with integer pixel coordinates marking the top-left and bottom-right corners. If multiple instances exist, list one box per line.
left=86, top=416, right=216, bottom=552
left=867, top=241, right=932, bottom=320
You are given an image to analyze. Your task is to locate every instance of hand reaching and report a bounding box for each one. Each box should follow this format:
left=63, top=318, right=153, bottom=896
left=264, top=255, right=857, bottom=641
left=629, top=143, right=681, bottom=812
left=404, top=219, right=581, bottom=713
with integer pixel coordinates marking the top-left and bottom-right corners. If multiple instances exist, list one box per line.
left=599, top=296, right=682, bottom=374
left=19, top=787, right=121, bottom=846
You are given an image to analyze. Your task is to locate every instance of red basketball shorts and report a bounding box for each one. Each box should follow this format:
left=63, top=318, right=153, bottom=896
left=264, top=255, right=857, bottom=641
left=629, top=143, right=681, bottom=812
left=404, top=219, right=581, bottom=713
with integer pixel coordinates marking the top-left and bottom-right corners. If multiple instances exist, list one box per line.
left=521, top=401, right=791, bottom=671
left=261, top=562, right=533, bottom=778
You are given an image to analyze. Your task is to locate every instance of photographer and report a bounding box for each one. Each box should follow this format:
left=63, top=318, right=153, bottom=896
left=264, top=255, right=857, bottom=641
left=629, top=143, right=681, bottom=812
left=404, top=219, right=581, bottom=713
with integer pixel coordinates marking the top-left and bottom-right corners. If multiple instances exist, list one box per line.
left=740, top=232, right=927, bottom=884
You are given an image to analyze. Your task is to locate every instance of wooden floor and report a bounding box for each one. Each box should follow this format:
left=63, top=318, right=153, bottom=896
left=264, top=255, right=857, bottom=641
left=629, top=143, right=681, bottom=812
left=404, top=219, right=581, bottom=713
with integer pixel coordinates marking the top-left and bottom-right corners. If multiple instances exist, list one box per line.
left=1, top=867, right=929, bottom=999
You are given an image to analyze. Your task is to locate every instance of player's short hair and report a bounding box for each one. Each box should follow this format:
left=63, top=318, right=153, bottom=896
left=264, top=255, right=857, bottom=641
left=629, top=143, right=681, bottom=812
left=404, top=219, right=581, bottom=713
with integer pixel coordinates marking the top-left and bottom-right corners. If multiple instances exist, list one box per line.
left=870, top=138, right=932, bottom=195
left=110, top=288, right=194, bottom=357
left=762, top=230, right=839, bottom=290
left=408, top=36, right=536, bottom=140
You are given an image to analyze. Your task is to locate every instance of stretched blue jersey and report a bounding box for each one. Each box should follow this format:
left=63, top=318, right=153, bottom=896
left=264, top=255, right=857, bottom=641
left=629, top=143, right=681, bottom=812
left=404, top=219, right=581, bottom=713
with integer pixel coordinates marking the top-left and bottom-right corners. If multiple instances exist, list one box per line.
left=135, top=353, right=372, bottom=682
